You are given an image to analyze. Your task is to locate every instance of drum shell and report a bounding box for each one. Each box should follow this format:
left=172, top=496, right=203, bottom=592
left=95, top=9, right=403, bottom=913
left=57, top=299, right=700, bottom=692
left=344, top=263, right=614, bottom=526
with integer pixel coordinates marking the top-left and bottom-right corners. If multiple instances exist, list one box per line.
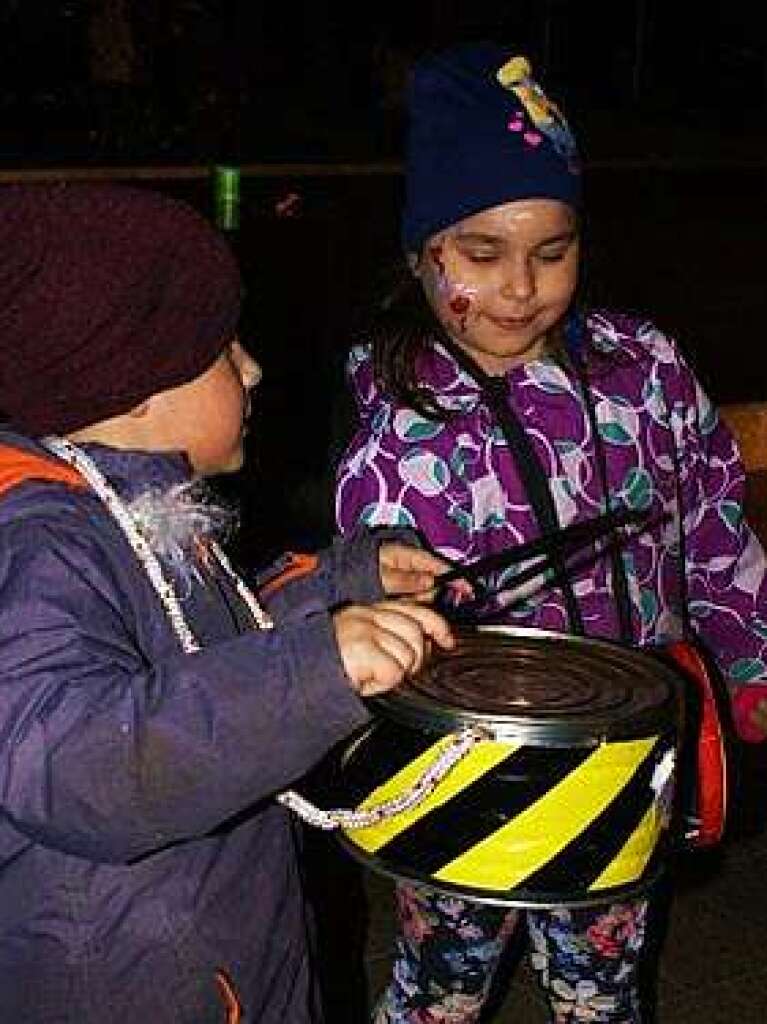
left=335, top=626, right=684, bottom=908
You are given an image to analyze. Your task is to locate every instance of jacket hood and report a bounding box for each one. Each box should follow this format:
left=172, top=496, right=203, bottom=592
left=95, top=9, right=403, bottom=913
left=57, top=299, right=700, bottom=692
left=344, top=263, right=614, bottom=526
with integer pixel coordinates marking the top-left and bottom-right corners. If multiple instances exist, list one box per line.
left=0, top=431, right=192, bottom=525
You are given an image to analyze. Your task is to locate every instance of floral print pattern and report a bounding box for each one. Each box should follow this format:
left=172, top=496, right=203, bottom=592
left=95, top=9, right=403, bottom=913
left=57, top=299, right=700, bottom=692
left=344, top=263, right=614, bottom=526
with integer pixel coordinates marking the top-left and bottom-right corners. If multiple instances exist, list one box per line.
left=336, top=311, right=767, bottom=1023
left=335, top=313, right=767, bottom=1024
left=337, top=312, right=767, bottom=683
left=373, top=885, right=647, bottom=1023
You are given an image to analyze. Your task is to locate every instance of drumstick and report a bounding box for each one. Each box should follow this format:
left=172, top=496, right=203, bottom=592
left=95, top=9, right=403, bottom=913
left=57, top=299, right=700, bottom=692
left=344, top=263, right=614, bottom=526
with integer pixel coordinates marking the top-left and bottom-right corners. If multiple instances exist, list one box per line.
left=436, top=509, right=669, bottom=622
left=436, top=507, right=649, bottom=590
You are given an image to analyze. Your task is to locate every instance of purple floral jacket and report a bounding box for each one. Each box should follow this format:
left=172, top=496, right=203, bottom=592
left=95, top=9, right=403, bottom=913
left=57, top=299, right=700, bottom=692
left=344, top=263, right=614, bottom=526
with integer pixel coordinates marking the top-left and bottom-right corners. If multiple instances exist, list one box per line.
left=336, top=312, right=767, bottom=694
left=0, top=432, right=386, bottom=1023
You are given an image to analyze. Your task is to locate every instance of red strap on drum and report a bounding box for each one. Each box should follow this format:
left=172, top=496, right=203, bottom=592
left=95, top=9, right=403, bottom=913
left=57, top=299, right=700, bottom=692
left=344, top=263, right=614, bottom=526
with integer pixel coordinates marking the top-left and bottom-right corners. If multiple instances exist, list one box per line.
left=665, top=640, right=727, bottom=847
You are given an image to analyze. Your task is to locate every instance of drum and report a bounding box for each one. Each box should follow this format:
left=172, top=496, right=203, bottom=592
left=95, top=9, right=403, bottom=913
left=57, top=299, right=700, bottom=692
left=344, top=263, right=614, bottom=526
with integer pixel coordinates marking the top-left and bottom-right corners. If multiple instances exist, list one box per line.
left=333, top=626, right=685, bottom=908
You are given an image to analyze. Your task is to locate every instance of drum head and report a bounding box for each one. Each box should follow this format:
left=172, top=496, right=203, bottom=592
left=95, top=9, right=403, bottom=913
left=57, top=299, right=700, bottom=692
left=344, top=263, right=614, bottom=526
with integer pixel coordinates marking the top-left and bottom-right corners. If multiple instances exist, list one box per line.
left=375, top=625, right=682, bottom=744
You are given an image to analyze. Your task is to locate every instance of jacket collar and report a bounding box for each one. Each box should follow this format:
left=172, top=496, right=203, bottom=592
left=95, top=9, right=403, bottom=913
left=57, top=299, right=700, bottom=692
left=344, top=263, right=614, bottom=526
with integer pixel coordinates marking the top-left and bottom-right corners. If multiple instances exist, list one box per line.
left=0, top=430, right=192, bottom=502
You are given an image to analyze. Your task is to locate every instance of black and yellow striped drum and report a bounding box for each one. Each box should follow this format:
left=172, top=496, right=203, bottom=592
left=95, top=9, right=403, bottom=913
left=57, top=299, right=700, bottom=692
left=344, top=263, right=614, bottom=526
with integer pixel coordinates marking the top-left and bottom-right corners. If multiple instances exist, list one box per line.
left=334, top=626, right=684, bottom=908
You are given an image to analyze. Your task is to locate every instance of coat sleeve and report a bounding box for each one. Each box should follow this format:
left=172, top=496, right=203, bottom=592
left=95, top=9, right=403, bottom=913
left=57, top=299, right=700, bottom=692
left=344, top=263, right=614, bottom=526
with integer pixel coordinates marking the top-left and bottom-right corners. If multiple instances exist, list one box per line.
left=0, top=519, right=369, bottom=864
left=335, top=406, right=479, bottom=564
left=664, top=346, right=767, bottom=692
left=256, top=526, right=425, bottom=617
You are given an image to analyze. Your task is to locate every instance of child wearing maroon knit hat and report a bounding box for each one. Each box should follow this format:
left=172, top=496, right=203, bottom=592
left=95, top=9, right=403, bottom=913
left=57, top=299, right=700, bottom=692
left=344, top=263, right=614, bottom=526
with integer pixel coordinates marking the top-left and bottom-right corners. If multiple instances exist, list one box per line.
left=0, top=183, right=453, bottom=1023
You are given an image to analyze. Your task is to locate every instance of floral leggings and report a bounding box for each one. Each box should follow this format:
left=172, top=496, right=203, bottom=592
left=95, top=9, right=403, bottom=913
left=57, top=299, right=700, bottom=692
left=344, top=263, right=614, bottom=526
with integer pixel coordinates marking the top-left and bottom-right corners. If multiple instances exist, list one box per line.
left=373, top=883, right=649, bottom=1024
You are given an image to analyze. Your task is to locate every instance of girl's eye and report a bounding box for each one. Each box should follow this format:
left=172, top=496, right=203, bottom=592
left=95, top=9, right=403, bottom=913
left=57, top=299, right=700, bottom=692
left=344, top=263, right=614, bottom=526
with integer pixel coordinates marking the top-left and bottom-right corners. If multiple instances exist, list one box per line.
left=536, top=248, right=568, bottom=263
left=536, top=238, right=575, bottom=262
left=463, top=252, right=498, bottom=264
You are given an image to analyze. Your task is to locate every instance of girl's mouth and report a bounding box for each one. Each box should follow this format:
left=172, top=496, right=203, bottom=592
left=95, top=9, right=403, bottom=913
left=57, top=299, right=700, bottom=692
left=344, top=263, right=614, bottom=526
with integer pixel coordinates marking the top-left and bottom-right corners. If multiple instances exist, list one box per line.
left=486, top=313, right=536, bottom=330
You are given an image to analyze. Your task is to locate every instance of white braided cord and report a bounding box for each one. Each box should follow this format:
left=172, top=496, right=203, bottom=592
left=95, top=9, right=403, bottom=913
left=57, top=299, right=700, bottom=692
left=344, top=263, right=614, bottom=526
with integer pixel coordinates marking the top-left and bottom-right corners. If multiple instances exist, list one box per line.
left=41, top=436, right=481, bottom=831
left=276, top=725, right=487, bottom=829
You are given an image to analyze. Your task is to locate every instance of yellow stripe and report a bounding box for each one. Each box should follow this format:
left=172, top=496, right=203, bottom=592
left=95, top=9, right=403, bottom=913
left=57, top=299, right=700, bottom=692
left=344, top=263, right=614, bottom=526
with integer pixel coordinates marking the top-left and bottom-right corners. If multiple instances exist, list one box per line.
left=590, top=803, right=661, bottom=891
left=344, top=737, right=518, bottom=853
left=434, top=737, right=657, bottom=890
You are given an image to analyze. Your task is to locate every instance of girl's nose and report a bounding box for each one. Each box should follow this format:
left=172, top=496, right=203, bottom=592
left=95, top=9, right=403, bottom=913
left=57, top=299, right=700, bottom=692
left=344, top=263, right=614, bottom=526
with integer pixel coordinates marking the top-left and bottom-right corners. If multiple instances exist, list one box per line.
left=500, top=258, right=535, bottom=302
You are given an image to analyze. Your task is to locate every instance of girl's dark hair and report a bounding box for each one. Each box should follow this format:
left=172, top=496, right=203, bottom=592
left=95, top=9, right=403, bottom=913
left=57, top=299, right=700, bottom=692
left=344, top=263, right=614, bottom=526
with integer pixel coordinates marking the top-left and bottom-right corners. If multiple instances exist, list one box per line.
left=367, top=263, right=451, bottom=419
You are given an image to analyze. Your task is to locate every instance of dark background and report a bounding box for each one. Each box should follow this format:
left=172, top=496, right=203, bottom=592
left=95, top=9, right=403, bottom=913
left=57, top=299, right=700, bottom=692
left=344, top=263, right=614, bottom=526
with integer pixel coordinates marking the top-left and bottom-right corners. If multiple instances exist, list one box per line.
left=1, top=2, right=766, bottom=164
left=1, top=1, right=766, bottom=556
left=2, top=7, right=767, bottom=1020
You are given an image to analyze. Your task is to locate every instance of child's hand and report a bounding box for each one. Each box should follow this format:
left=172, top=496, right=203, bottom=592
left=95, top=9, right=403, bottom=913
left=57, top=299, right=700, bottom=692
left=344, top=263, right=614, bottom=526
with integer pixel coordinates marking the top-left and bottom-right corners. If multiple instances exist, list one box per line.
left=379, top=542, right=452, bottom=601
left=333, top=600, right=454, bottom=697
left=732, top=684, right=767, bottom=743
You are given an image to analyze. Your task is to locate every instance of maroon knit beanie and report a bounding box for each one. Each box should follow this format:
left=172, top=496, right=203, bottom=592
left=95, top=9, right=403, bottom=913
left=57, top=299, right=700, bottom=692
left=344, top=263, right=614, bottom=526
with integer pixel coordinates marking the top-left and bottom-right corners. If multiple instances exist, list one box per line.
left=0, top=183, right=241, bottom=436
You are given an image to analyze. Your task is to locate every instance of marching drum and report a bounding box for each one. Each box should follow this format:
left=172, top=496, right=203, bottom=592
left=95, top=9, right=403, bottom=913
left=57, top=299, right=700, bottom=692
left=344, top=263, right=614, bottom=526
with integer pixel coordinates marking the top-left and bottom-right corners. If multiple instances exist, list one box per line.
left=331, top=626, right=687, bottom=909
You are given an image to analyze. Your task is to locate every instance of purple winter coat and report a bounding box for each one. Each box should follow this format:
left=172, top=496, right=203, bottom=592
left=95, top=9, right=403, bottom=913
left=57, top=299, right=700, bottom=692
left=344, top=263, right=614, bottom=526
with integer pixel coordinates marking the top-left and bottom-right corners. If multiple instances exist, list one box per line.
left=336, top=312, right=767, bottom=691
left=0, top=432, right=380, bottom=1023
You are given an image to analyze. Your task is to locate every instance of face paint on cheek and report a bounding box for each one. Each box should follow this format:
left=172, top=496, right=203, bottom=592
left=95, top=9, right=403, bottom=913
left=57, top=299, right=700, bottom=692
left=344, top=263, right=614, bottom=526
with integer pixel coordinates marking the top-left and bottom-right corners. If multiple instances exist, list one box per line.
left=448, top=291, right=473, bottom=332
left=440, top=276, right=480, bottom=334
left=449, top=294, right=471, bottom=316
left=426, top=237, right=482, bottom=333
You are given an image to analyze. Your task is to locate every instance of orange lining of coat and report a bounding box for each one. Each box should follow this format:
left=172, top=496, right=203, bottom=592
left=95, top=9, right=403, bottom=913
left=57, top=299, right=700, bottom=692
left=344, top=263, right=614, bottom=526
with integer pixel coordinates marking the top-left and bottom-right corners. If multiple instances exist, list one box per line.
left=0, top=448, right=244, bottom=1024
left=0, top=445, right=86, bottom=497
left=259, top=551, right=319, bottom=598
left=215, top=971, right=243, bottom=1023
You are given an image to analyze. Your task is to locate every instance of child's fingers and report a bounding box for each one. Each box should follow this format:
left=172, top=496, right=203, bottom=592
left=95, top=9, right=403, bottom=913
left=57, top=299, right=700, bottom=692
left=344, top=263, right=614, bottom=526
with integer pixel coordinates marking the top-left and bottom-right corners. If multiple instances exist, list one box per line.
left=379, top=543, right=452, bottom=596
left=371, top=626, right=423, bottom=675
left=732, top=685, right=767, bottom=742
left=332, top=602, right=454, bottom=697
left=383, top=569, right=438, bottom=595
left=346, top=644, right=413, bottom=697
left=337, top=631, right=419, bottom=696
left=365, top=604, right=435, bottom=674
left=382, top=600, right=455, bottom=651
left=333, top=605, right=417, bottom=694
left=380, top=542, right=451, bottom=574
left=397, top=585, right=439, bottom=605
left=751, top=700, right=767, bottom=732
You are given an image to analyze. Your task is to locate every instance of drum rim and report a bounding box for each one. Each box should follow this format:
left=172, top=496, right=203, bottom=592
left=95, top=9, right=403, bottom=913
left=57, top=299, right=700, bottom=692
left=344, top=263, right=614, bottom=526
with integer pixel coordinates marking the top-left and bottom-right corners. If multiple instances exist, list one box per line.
left=336, top=832, right=665, bottom=909
left=371, top=624, right=683, bottom=742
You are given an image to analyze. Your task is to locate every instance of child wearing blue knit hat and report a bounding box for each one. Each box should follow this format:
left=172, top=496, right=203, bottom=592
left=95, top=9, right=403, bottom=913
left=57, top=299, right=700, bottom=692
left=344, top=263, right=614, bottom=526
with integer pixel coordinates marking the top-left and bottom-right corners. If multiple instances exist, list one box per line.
left=401, top=46, right=580, bottom=253
left=336, top=40, right=767, bottom=1024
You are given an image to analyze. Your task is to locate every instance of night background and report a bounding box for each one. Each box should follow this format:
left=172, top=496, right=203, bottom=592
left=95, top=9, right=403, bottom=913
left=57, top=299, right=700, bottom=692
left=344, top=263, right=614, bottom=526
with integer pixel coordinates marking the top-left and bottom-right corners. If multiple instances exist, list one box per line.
left=3, top=6, right=767, bottom=1021
left=2, top=2, right=766, bottom=163
left=3, top=1, right=765, bottom=560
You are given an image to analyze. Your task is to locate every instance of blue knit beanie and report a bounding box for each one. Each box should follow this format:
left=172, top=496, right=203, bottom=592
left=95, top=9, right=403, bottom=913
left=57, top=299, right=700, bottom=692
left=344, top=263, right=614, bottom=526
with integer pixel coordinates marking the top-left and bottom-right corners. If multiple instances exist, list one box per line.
left=402, top=43, right=581, bottom=253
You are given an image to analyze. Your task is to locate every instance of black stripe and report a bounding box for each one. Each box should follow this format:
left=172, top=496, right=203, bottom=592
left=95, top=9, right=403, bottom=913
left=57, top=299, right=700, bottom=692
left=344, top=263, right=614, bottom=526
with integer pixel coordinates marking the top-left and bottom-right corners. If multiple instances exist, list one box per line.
left=485, top=381, right=586, bottom=635
left=517, top=738, right=666, bottom=897
left=318, top=720, right=441, bottom=808
left=437, top=334, right=584, bottom=634
left=375, top=745, right=592, bottom=876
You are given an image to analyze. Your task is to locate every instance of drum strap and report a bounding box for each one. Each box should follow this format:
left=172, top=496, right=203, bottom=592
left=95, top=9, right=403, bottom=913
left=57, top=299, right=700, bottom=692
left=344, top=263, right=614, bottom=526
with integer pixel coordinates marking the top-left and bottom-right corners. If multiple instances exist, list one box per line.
left=441, top=337, right=584, bottom=634
left=440, top=333, right=635, bottom=643
left=484, top=376, right=586, bottom=634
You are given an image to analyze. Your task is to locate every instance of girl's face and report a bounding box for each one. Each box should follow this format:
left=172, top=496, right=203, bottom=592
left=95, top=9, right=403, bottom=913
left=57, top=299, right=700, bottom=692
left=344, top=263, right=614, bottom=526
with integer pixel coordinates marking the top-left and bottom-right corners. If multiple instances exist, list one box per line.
left=148, top=339, right=261, bottom=475
left=415, top=199, right=578, bottom=375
